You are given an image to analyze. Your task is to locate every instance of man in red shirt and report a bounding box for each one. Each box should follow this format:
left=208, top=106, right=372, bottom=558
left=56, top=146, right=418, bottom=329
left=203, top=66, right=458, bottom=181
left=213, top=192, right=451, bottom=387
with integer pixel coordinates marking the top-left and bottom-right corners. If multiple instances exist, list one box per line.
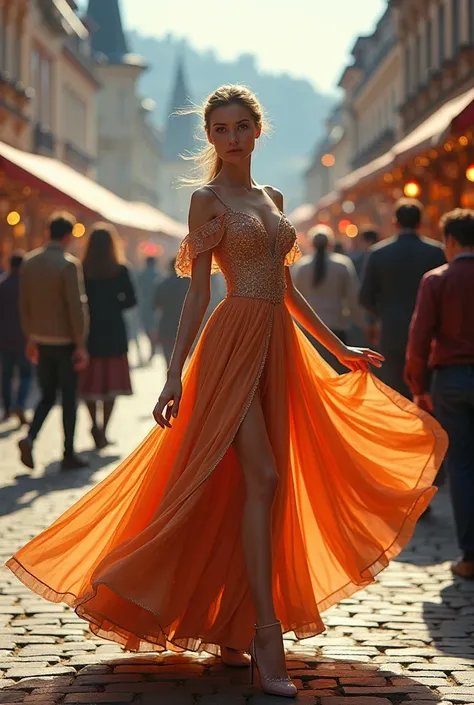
left=405, top=209, right=474, bottom=580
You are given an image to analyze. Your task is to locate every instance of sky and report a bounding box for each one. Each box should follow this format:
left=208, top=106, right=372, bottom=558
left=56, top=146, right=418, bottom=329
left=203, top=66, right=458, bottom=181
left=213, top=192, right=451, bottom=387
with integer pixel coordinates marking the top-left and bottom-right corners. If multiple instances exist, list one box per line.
left=78, top=0, right=387, bottom=94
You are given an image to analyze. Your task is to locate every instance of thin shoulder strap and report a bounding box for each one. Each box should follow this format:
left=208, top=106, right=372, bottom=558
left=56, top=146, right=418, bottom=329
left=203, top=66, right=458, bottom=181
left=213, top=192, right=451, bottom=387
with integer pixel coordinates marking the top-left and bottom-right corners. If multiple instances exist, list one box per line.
left=205, top=185, right=230, bottom=210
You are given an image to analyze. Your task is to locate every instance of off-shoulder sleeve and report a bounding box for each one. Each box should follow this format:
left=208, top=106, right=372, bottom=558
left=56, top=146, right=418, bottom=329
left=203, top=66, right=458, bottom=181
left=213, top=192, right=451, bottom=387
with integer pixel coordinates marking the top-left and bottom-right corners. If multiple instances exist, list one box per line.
left=175, top=212, right=227, bottom=278
left=285, top=239, right=303, bottom=267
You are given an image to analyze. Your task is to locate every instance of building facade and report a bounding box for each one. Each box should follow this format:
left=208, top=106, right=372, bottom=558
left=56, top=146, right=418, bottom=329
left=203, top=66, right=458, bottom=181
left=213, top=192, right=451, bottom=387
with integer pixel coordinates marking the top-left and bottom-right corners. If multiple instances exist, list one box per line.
left=0, top=0, right=99, bottom=175
left=393, top=0, right=474, bottom=133
left=305, top=7, right=401, bottom=207
left=86, top=0, right=162, bottom=207
left=304, top=105, right=350, bottom=206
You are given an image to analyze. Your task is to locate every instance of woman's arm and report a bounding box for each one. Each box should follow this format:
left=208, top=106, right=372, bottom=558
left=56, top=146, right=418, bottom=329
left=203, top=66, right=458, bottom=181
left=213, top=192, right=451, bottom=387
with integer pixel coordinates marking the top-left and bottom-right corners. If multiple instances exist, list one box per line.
left=285, top=270, right=383, bottom=371
left=118, top=266, right=138, bottom=310
left=153, top=189, right=217, bottom=427
left=268, top=188, right=384, bottom=372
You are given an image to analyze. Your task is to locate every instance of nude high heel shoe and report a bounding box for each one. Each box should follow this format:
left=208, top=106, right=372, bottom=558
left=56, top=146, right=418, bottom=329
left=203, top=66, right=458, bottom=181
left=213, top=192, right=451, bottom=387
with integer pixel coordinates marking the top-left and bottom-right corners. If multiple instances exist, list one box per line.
left=250, top=620, right=298, bottom=698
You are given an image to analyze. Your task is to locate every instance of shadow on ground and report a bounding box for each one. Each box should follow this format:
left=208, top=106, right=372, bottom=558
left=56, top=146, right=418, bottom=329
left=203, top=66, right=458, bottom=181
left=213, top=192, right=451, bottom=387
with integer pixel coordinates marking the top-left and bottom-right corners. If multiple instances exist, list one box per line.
left=1, top=655, right=442, bottom=704
left=0, top=452, right=121, bottom=518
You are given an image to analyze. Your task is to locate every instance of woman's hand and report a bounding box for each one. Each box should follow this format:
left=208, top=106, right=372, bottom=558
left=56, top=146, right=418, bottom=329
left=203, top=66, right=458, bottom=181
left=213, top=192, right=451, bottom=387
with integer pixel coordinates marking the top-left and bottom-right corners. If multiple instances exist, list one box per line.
left=153, top=375, right=182, bottom=428
left=336, top=345, right=385, bottom=373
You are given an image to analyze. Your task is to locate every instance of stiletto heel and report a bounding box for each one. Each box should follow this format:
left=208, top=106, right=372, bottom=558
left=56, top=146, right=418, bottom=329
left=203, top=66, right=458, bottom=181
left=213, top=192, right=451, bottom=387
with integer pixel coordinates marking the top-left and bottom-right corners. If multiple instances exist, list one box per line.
left=249, top=620, right=297, bottom=698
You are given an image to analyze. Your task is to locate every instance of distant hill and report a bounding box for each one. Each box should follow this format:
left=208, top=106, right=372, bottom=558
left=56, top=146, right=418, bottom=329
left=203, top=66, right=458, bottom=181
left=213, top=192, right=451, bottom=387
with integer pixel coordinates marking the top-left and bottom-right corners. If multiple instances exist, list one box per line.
left=129, top=32, right=333, bottom=210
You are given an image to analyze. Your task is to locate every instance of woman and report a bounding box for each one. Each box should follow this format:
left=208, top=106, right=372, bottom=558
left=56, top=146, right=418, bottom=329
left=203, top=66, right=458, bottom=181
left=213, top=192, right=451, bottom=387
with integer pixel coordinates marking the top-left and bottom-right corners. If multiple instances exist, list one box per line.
left=80, top=224, right=136, bottom=449
left=6, top=86, right=446, bottom=698
left=294, top=225, right=366, bottom=372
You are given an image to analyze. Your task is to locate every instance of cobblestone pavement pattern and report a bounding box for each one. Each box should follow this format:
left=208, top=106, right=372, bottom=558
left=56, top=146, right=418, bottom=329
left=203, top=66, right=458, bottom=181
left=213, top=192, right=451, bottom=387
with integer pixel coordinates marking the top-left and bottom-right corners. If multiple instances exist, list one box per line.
left=0, top=353, right=473, bottom=704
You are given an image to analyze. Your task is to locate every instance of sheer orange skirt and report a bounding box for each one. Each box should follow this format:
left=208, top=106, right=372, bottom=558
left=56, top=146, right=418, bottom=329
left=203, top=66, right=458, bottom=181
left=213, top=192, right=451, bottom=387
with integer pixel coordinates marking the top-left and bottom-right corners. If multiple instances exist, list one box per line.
left=6, top=297, right=447, bottom=653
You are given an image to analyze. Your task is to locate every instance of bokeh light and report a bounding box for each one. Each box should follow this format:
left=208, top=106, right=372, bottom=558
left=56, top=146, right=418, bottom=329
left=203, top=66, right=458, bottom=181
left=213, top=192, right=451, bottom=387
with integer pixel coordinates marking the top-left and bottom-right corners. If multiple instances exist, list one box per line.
left=321, top=153, right=336, bottom=167
left=338, top=218, right=351, bottom=233
left=466, top=165, right=474, bottom=183
left=346, top=224, right=359, bottom=238
left=72, top=223, right=86, bottom=238
left=7, top=211, right=21, bottom=226
left=404, top=181, right=421, bottom=198
left=342, top=200, right=355, bottom=214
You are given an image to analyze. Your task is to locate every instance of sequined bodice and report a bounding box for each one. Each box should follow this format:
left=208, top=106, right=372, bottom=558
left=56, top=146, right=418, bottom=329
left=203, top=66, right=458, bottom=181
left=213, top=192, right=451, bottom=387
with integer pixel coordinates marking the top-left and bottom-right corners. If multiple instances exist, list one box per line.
left=215, top=211, right=298, bottom=304
left=176, top=209, right=302, bottom=305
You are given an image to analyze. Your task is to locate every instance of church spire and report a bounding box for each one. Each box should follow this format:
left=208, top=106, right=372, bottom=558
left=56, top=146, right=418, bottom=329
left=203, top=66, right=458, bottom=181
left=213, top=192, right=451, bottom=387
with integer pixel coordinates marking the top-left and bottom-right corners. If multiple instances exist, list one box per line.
left=86, top=0, right=129, bottom=63
left=164, top=52, right=197, bottom=161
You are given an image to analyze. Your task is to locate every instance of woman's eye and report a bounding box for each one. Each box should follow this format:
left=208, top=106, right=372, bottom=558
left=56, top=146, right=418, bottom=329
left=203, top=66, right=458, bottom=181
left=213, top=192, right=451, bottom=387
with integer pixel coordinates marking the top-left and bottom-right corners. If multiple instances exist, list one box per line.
left=216, top=127, right=226, bottom=133
left=239, top=124, right=248, bottom=130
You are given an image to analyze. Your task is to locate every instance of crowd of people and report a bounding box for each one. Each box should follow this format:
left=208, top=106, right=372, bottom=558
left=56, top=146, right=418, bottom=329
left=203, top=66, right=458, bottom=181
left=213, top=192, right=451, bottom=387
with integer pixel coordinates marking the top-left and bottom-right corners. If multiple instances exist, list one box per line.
left=292, top=198, right=474, bottom=580
left=0, top=199, right=473, bottom=580
left=0, top=212, right=221, bottom=471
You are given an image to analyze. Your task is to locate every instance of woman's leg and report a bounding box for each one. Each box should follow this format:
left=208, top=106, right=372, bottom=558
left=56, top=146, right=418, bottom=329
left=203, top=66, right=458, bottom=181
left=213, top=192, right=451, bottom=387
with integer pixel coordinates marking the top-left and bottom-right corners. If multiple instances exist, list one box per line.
left=232, top=394, right=288, bottom=679
left=103, top=399, right=115, bottom=441
left=86, top=401, right=98, bottom=428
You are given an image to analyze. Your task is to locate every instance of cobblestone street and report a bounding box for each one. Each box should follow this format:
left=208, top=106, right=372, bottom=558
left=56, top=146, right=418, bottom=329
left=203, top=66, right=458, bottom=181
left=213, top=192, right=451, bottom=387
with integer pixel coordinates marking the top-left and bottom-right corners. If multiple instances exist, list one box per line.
left=0, top=355, right=473, bottom=705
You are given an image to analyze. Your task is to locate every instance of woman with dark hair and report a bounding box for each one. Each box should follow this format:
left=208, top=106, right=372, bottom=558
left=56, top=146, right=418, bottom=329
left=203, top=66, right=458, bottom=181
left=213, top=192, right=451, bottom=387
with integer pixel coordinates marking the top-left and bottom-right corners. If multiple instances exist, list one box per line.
left=294, top=225, right=365, bottom=371
left=80, top=223, right=136, bottom=449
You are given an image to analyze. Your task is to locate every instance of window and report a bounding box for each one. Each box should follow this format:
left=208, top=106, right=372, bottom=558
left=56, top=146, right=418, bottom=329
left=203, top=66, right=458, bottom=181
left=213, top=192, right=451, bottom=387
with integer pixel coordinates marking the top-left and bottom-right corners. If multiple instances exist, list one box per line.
left=452, top=0, right=460, bottom=54
left=12, top=22, right=21, bottom=80
left=0, top=8, right=5, bottom=70
left=426, top=17, right=433, bottom=72
left=64, top=87, right=87, bottom=148
left=415, top=31, right=422, bottom=86
left=404, top=44, right=411, bottom=96
left=39, top=56, right=52, bottom=126
left=31, top=46, right=53, bottom=128
left=470, top=0, right=474, bottom=41
left=438, top=3, right=445, bottom=65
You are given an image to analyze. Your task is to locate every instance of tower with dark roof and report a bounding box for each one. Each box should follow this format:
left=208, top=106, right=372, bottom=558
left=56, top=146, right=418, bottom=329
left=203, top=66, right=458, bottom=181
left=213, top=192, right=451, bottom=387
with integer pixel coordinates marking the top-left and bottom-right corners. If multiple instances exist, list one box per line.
left=86, top=0, right=129, bottom=64
left=163, top=54, right=197, bottom=161
left=160, top=52, right=197, bottom=221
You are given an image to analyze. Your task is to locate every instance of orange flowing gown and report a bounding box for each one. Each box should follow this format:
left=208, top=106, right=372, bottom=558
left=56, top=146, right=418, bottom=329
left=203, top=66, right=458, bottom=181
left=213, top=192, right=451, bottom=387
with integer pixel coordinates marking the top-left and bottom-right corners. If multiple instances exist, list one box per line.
left=6, top=201, right=447, bottom=654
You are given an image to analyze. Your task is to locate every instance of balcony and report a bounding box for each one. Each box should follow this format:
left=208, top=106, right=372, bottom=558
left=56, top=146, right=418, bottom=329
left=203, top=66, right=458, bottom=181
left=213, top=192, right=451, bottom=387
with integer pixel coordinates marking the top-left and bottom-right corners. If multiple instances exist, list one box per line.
left=0, top=72, right=33, bottom=135
left=33, top=124, right=56, bottom=155
left=63, top=141, right=95, bottom=174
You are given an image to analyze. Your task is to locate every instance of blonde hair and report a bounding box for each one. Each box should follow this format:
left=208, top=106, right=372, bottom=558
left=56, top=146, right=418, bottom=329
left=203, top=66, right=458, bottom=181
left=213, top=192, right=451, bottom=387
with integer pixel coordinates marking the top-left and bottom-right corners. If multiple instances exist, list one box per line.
left=180, top=84, right=270, bottom=185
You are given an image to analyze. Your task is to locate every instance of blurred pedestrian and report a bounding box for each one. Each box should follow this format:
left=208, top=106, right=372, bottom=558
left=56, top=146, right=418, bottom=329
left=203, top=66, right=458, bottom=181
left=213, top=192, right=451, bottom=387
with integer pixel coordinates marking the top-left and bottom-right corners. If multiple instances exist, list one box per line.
left=350, top=229, right=379, bottom=279
left=124, top=267, right=145, bottom=367
left=293, top=225, right=365, bottom=372
left=360, top=198, right=446, bottom=398
left=405, top=209, right=474, bottom=579
left=80, top=224, right=137, bottom=449
left=0, top=252, right=32, bottom=426
left=137, top=256, right=163, bottom=362
left=18, top=213, right=89, bottom=471
left=154, top=258, right=190, bottom=367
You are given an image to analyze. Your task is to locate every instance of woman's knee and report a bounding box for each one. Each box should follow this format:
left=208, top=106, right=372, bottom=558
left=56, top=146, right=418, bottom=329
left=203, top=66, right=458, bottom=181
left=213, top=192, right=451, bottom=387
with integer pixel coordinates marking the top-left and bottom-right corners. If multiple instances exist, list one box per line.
left=245, top=462, right=279, bottom=504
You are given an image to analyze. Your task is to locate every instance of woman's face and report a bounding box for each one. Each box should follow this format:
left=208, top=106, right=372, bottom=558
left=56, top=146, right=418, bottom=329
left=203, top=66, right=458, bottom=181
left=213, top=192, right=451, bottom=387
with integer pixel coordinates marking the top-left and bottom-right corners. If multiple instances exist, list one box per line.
left=207, top=103, right=261, bottom=164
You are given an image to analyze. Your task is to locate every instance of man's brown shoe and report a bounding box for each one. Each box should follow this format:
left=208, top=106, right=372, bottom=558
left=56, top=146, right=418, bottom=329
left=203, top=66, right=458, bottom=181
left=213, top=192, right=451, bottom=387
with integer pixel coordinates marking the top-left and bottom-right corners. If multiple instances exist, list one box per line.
left=61, top=455, right=89, bottom=471
left=451, top=558, right=474, bottom=580
left=18, top=438, right=34, bottom=469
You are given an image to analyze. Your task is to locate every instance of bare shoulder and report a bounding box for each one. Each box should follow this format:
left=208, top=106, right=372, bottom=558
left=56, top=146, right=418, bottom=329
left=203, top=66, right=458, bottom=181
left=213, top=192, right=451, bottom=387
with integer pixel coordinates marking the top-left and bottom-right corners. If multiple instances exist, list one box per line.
left=264, top=185, right=284, bottom=210
left=188, top=186, right=225, bottom=232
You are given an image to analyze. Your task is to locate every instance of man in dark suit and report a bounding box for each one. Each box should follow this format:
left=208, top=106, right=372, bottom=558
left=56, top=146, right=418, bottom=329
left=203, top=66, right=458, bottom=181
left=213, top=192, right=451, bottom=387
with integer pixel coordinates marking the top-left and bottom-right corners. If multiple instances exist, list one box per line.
left=360, top=198, right=446, bottom=398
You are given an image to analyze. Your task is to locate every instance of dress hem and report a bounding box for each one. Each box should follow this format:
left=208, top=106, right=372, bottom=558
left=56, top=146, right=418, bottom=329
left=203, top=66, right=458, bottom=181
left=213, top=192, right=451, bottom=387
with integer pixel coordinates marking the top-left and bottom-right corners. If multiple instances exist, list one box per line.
left=4, top=369, right=447, bottom=654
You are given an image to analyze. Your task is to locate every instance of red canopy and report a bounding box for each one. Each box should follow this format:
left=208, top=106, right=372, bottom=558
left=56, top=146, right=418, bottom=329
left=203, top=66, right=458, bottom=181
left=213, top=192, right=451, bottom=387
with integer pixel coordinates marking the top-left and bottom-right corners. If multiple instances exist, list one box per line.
left=0, top=141, right=186, bottom=239
left=336, top=85, right=474, bottom=194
